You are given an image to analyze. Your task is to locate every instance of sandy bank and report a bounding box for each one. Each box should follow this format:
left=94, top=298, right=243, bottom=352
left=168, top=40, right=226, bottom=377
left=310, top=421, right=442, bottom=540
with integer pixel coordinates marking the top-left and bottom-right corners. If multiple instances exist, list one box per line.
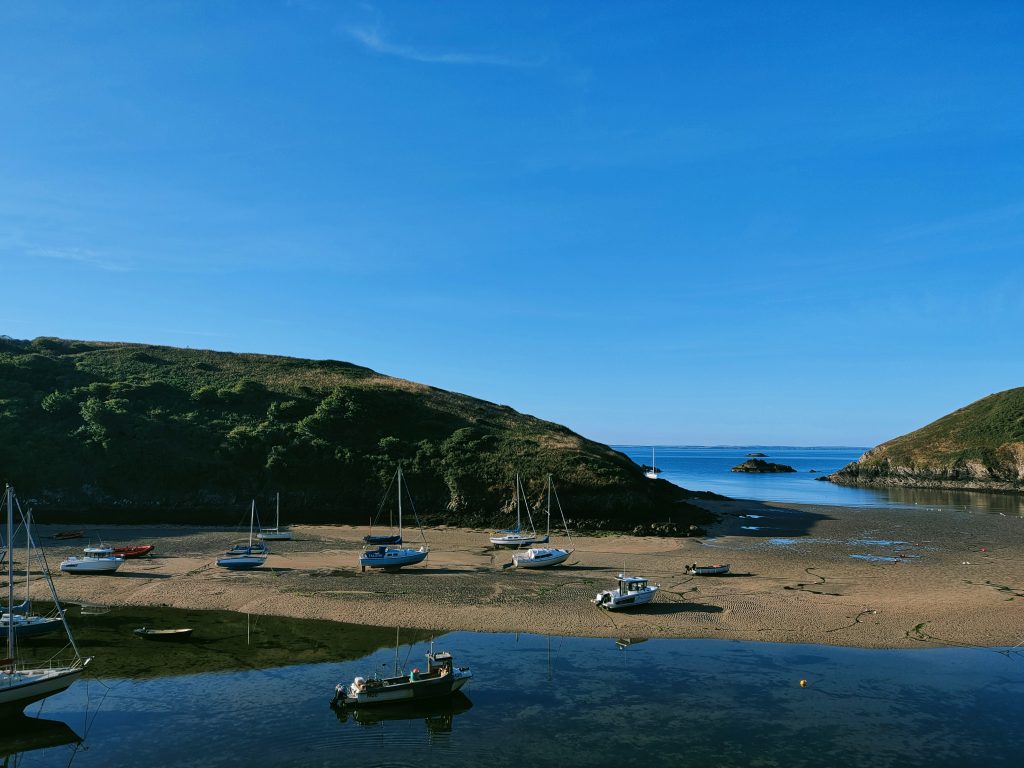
left=35, top=498, right=1024, bottom=649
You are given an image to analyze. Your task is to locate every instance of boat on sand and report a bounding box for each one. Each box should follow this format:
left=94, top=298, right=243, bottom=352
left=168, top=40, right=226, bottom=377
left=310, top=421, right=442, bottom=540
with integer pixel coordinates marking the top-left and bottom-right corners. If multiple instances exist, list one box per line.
left=593, top=574, right=659, bottom=610
left=684, top=563, right=730, bottom=575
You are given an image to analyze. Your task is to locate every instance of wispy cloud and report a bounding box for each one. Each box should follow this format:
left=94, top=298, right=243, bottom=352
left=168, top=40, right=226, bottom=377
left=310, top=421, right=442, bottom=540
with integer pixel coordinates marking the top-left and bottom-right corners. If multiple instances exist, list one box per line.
left=32, top=247, right=132, bottom=273
left=346, top=25, right=540, bottom=67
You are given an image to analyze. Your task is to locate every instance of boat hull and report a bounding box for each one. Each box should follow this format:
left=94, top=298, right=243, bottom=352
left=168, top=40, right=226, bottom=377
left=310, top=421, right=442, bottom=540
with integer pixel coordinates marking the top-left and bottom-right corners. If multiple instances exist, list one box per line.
left=338, top=670, right=471, bottom=707
left=59, top=557, right=123, bottom=574
left=0, top=616, right=64, bottom=639
left=111, top=545, right=154, bottom=558
left=489, top=534, right=536, bottom=549
left=594, top=587, right=659, bottom=610
left=133, top=628, right=194, bottom=641
left=0, top=666, right=86, bottom=711
left=512, top=548, right=572, bottom=568
left=256, top=531, right=293, bottom=541
left=685, top=564, right=730, bottom=575
left=216, top=556, right=266, bottom=570
left=359, top=547, right=428, bottom=570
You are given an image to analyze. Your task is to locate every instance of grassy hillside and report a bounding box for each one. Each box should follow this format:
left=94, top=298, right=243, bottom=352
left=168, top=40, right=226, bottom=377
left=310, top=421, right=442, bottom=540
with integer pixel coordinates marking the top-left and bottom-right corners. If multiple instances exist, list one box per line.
left=0, top=336, right=712, bottom=532
left=828, top=388, right=1024, bottom=491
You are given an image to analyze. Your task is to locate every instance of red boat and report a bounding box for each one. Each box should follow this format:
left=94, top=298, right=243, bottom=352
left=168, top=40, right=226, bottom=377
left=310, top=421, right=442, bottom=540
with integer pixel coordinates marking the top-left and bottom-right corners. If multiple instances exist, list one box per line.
left=111, top=545, right=155, bottom=559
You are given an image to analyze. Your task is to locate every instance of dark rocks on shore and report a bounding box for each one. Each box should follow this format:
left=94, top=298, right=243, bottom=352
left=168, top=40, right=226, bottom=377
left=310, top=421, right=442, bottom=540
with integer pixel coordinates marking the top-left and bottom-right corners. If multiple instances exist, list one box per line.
left=731, top=459, right=797, bottom=473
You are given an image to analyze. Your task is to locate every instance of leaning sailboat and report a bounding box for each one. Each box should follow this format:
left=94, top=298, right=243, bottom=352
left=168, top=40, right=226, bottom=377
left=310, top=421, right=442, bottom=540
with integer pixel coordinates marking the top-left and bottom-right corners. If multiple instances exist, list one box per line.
left=217, top=500, right=268, bottom=570
left=489, top=475, right=537, bottom=549
left=359, top=467, right=428, bottom=571
left=512, top=476, right=575, bottom=569
left=257, top=492, right=293, bottom=541
left=0, top=486, right=91, bottom=712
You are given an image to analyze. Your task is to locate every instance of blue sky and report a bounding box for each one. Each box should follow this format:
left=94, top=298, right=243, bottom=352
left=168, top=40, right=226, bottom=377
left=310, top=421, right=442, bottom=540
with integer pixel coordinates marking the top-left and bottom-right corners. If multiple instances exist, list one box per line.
left=2, top=1, right=1022, bottom=446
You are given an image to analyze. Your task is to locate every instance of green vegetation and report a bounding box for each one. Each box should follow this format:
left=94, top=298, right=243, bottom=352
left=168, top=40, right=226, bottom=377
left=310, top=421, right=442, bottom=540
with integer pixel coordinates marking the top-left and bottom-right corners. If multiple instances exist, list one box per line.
left=0, top=336, right=713, bottom=531
left=829, top=388, right=1024, bottom=490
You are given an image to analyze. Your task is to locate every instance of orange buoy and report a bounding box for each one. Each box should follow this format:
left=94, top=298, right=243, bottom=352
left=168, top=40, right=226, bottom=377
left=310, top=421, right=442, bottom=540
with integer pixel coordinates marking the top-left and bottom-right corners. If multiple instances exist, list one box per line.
left=799, top=679, right=808, bottom=688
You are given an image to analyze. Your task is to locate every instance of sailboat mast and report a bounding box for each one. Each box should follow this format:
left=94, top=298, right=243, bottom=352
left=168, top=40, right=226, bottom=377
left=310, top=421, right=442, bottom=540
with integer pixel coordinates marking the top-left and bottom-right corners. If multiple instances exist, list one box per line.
left=515, top=474, right=522, bottom=531
left=275, top=492, right=280, bottom=530
left=248, top=500, right=255, bottom=547
left=397, top=467, right=403, bottom=538
left=546, top=475, right=552, bottom=538
left=7, top=485, right=14, bottom=661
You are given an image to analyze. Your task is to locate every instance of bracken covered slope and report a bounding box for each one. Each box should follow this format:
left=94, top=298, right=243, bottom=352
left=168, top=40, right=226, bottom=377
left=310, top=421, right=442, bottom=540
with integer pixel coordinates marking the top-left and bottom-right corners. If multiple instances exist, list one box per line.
left=0, top=337, right=712, bottom=531
left=827, top=388, right=1024, bottom=491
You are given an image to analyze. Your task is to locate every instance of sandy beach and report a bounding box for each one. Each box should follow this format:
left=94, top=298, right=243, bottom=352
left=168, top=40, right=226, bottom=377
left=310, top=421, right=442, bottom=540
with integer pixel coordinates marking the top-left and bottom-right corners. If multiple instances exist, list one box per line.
left=36, top=498, right=1024, bottom=649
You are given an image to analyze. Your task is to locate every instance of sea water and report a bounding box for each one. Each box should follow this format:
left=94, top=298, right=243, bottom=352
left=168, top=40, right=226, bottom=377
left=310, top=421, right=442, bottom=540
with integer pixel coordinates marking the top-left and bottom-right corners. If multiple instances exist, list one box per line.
left=6, top=608, right=1023, bottom=767
left=616, top=446, right=1024, bottom=515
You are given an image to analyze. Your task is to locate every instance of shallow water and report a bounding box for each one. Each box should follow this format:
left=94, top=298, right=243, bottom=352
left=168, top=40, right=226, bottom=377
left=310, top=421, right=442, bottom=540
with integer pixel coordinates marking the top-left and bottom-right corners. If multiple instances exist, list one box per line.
left=617, top=446, right=1024, bottom=515
left=6, top=607, right=1023, bottom=767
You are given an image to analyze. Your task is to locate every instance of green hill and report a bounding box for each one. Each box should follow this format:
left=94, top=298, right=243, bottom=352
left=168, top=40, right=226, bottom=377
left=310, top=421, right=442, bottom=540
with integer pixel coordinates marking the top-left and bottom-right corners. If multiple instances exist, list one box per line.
left=827, top=388, right=1024, bottom=491
left=0, top=336, right=712, bottom=532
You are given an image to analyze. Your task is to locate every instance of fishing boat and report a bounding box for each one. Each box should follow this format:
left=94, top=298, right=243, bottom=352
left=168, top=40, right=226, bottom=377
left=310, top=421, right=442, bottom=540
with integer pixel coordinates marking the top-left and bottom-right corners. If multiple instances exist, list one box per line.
left=257, top=492, right=293, bottom=541
left=644, top=447, right=661, bottom=479
left=684, top=563, right=730, bottom=575
left=489, top=475, right=537, bottom=549
left=111, top=544, right=155, bottom=559
left=332, top=646, right=472, bottom=707
left=217, top=501, right=268, bottom=570
left=133, top=627, right=194, bottom=641
left=512, top=475, right=574, bottom=569
left=59, top=545, right=124, bottom=574
left=0, top=486, right=91, bottom=712
left=593, top=574, right=659, bottom=610
left=359, top=467, right=428, bottom=571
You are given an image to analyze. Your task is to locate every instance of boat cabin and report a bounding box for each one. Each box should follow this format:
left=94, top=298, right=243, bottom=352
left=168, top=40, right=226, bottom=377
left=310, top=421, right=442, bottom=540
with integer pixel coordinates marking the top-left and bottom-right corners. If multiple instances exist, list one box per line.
left=618, top=576, right=649, bottom=593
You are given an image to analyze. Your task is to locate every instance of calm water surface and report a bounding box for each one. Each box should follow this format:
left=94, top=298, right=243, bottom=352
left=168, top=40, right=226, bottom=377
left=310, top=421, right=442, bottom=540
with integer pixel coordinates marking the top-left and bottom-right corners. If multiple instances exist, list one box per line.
left=616, top=446, right=1024, bottom=515
left=5, top=607, right=1023, bottom=767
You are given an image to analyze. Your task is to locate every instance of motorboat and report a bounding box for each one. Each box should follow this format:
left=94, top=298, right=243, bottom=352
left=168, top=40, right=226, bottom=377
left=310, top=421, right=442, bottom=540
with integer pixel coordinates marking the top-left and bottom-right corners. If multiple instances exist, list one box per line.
left=512, top=475, right=574, bottom=569
left=59, top=546, right=124, bottom=574
left=332, top=649, right=472, bottom=707
left=684, top=563, right=730, bottom=575
left=489, top=474, right=537, bottom=549
left=359, top=467, right=429, bottom=571
left=593, top=574, right=659, bottom=610
left=111, top=545, right=155, bottom=559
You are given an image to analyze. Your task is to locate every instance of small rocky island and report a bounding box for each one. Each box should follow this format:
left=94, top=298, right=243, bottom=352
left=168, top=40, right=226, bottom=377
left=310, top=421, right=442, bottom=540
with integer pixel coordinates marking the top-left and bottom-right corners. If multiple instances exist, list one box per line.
left=731, top=459, right=797, bottom=473
left=746, top=452, right=767, bottom=457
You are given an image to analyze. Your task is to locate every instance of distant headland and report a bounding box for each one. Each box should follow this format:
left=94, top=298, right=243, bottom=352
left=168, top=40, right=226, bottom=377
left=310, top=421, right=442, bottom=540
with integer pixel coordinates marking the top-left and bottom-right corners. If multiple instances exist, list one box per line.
left=825, top=388, right=1024, bottom=492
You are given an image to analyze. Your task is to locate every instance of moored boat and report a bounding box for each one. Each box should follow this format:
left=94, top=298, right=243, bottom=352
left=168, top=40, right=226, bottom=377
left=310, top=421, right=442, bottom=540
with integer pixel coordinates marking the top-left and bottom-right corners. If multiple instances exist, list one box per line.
left=111, top=545, right=155, bottom=559
left=332, top=649, right=472, bottom=708
left=1, top=486, right=91, bottom=712
left=489, top=474, right=537, bottom=549
left=593, top=574, right=659, bottom=610
left=133, top=627, right=194, bottom=641
left=59, top=546, right=124, bottom=574
left=684, top=563, right=730, bottom=575
left=359, top=467, right=429, bottom=571
left=217, top=501, right=267, bottom=570
left=512, top=475, right=574, bottom=569
left=257, top=492, right=293, bottom=541
left=0, top=614, right=63, bottom=640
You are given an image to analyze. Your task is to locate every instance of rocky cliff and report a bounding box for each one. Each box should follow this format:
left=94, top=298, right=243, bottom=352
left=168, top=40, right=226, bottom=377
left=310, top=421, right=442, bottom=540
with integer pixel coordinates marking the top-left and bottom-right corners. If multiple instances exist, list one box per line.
left=827, top=388, right=1024, bottom=491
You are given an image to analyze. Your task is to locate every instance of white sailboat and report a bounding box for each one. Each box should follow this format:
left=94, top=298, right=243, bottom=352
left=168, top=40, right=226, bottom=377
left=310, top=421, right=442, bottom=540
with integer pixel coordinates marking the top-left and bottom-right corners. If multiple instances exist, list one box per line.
left=644, top=447, right=661, bottom=479
left=217, top=501, right=268, bottom=570
left=359, top=467, right=428, bottom=571
left=0, top=486, right=91, bottom=712
left=512, top=476, right=575, bottom=568
left=489, top=475, right=537, bottom=549
left=257, top=492, right=293, bottom=541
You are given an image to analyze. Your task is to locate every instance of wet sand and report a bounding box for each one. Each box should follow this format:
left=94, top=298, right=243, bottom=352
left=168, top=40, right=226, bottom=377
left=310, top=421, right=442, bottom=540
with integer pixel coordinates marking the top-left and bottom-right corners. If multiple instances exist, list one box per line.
left=35, top=498, right=1024, bottom=649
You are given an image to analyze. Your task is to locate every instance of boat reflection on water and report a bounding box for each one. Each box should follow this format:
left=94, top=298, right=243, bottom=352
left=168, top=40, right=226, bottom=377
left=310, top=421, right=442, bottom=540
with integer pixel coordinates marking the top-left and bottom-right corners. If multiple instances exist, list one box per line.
left=615, top=637, right=649, bottom=650
left=0, top=714, right=82, bottom=760
left=333, top=691, right=473, bottom=734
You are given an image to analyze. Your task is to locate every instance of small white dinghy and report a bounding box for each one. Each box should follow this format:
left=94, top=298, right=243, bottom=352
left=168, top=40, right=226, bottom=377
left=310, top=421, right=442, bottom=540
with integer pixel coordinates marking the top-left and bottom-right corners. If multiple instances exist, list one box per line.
left=59, top=546, right=124, bottom=574
left=512, top=475, right=574, bottom=569
left=257, top=492, right=293, bottom=541
left=593, top=574, right=659, bottom=610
